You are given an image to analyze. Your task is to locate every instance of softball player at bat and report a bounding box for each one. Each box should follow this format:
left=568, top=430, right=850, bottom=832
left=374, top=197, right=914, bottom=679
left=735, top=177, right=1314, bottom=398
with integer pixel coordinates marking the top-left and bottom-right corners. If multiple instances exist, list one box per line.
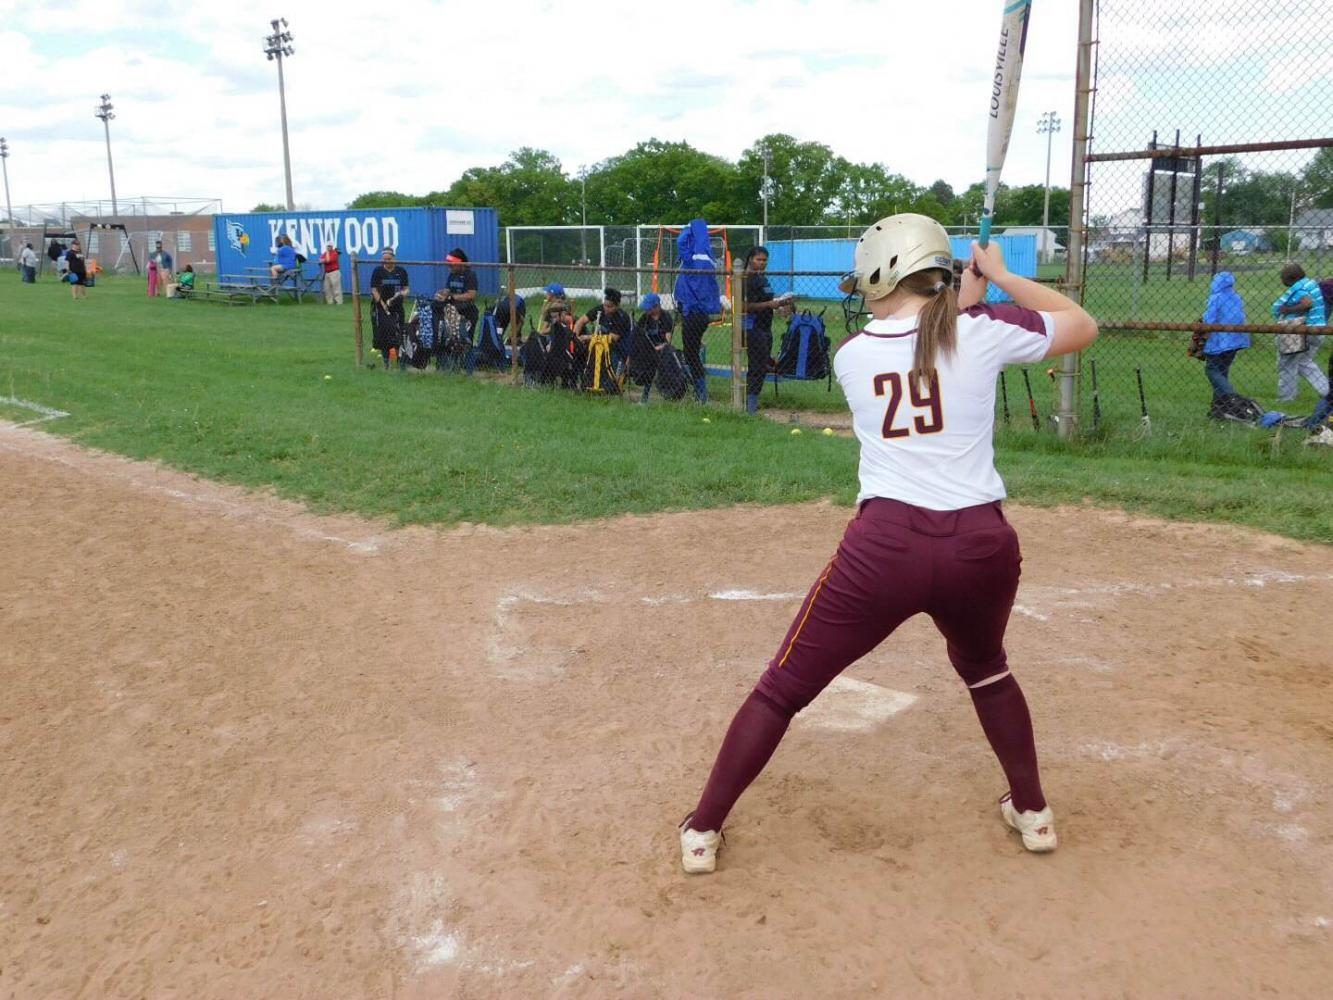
left=680, top=214, right=1099, bottom=873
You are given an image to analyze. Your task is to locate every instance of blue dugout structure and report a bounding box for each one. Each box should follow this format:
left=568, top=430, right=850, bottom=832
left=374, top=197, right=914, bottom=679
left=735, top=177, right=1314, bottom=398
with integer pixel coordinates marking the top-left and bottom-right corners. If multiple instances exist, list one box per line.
left=212, top=206, right=500, bottom=295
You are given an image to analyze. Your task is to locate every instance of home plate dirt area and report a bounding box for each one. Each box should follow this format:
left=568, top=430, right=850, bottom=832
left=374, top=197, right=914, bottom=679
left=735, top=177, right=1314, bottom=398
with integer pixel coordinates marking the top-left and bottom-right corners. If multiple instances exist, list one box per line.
left=1, top=423, right=1330, bottom=999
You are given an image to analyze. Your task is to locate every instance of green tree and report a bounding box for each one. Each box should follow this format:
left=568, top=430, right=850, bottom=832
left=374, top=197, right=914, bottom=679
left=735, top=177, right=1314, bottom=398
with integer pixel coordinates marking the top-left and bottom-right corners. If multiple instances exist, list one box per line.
left=344, top=191, right=421, bottom=209
left=928, top=180, right=956, bottom=207
left=441, top=148, right=577, bottom=226
left=737, top=134, right=852, bottom=226
left=997, top=183, right=1070, bottom=228
left=585, top=140, right=740, bottom=225
left=1299, top=148, right=1333, bottom=209
left=251, top=202, right=285, bottom=212
left=1200, top=159, right=1299, bottom=229
left=831, top=162, right=923, bottom=228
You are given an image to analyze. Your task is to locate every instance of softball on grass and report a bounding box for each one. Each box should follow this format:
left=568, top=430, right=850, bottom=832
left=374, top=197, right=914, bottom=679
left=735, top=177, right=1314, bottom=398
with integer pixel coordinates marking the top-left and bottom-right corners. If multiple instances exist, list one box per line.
left=822, top=427, right=834, bottom=436
left=323, top=375, right=333, bottom=381
left=702, top=417, right=711, bottom=423
left=791, top=428, right=802, bottom=435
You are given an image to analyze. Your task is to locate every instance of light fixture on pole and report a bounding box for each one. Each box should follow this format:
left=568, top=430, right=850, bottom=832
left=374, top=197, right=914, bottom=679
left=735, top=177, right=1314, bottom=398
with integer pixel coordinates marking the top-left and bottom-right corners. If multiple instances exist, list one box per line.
left=263, top=17, right=296, bottom=211
left=0, top=138, right=13, bottom=236
left=1037, top=111, right=1062, bottom=263
left=94, top=95, right=119, bottom=216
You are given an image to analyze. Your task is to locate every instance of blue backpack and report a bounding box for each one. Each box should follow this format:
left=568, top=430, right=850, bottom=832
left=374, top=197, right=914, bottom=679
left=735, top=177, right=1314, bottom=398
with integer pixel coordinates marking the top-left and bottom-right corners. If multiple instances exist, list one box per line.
left=774, top=310, right=832, bottom=387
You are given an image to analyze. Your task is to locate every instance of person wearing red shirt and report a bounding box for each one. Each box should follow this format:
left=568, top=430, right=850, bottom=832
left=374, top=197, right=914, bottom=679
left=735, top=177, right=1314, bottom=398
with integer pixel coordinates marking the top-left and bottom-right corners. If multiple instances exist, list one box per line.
left=319, top=244, right=343, bottom=305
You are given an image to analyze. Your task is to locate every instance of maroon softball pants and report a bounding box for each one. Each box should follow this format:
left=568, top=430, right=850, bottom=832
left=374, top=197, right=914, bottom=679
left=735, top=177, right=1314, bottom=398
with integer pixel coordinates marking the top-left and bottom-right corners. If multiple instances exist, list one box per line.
left=691, top=498, right=1046, bottom=832
left=760, top=498, right=1021, bottom=708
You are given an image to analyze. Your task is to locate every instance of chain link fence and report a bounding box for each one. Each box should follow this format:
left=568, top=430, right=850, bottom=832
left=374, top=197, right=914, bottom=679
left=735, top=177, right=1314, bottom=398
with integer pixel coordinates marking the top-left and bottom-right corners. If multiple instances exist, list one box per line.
left=1074, top=0, right=1332, bottom=439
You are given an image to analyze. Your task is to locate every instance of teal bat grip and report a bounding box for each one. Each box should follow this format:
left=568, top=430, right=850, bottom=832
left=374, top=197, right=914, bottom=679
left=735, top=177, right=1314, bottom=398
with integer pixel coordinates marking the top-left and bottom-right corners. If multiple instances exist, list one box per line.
left=978, top=216, right=993, bottom=248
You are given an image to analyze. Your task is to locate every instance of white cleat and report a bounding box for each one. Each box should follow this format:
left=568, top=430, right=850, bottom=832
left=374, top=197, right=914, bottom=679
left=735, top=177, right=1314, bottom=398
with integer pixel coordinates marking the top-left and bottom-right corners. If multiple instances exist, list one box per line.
left=679, top=815, right=723, bottom=874
left=1000, top=793, right=1058, bottom=853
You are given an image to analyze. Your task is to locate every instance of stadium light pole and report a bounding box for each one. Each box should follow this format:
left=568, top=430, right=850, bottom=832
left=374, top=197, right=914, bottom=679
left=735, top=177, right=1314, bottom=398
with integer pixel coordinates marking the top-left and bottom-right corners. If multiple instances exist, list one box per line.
left=94, top=95, right=119, bottom=217
left=1287, top=181, right=1301, bottom=257
left=1037, top=111, right=1062, bottom=263
left=578, top=165, right=588, bottom=264
left=263, top=17, right=296, bottom=211
left=761, top=145, right=771, bottom=231
left=0, top=138, right=13, bottom=235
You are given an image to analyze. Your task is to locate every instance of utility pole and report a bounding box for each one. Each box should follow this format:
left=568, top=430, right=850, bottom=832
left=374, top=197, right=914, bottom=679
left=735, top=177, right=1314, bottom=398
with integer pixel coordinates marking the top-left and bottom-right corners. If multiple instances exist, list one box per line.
left=0, top=138, right=13, bottom=239
left=1287, top=181, right=1300, bottom=257
left=1037, top=110, right=1062, bottom=264
left=761, top=145, right=771, bottom=230
left=94, top=95, right=118, bottom=216
left=263, top=18, right=296, bottom=211
left=579, top=165, right=588, bottom=264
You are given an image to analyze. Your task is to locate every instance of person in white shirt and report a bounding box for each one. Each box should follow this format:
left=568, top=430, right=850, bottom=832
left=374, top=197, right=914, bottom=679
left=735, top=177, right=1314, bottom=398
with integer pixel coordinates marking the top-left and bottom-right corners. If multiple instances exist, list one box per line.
left=678, top=214, right=1099, bottom=874
left=19, top=243, right=38, bottom=283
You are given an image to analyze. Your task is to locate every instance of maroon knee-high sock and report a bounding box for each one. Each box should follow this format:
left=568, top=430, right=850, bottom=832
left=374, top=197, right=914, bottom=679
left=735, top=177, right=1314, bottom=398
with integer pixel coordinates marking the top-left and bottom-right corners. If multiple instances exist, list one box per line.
left=969, top=674, right=1046, bottom=813
left=691, top=690, right=793, bottom=832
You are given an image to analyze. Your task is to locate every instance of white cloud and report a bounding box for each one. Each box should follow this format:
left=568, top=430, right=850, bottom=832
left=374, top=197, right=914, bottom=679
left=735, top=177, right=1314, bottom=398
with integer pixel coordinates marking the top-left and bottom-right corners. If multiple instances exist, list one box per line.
left=6, top=0, right=1314, bottom=220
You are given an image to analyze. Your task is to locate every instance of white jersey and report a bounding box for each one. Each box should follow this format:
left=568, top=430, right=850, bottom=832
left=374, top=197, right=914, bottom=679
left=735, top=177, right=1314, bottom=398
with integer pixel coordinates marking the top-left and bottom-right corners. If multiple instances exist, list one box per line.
left=833, top=304, right=1054, bottom=511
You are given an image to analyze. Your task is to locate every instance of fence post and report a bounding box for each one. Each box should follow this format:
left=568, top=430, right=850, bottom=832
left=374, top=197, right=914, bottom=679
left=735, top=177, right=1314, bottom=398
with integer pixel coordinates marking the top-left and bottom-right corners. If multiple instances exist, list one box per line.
left=1058, top=0, right=1096, bottom=440
left=731, top=258, right=745, bottom=412
left=508, top=263, right=520, bottom=385
left=351, top=252, right=363, bottom=367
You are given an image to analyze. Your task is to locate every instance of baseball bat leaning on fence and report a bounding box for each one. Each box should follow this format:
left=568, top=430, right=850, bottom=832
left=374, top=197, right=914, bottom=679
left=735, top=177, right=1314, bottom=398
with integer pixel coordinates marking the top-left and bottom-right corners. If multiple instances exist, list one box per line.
left=1135, top=367, right=1152, bottom=435
left=978, top=0, right=1034, bottom=248
left=999, top=370, right=1011, bottom=426
left=1021, top=368, right=1041, bottom=431
left=1090, top=359, right=1102, bottom=433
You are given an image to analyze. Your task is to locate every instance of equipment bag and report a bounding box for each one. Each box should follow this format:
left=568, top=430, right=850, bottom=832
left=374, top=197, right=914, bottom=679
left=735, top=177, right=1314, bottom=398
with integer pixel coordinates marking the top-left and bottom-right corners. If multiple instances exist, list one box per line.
left=654, top=345, right=691, bottom=400
left=475, top=311, right=511, bottom=370
left=774, top=309, right=832, bottom=384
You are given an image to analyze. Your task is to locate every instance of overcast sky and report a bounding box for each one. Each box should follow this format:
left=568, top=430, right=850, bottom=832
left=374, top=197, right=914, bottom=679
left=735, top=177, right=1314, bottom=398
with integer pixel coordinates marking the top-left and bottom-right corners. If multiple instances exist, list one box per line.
left=0, top=1, right=1324, bottom=219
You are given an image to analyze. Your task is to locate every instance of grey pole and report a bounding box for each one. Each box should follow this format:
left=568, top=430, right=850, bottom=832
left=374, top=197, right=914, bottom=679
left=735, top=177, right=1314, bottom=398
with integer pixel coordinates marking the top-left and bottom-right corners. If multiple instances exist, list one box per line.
left=94, top=95, right=118, bottom=216
left=1058, top=0, right=1096, bottom=441
left=761, top=146, right=771, bottom=229
left=1037, top=111, right=1062, bottom=264
left=264, top=18, right=296, bottom=211
left=0, top=138, right=14, bottom=241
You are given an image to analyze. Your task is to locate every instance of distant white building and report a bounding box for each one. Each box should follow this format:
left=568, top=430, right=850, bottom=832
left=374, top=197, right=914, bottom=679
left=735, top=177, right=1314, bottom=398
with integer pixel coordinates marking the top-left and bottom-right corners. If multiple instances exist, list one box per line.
left=1295, top=209, right=1333, bottom=251
left=1001, top=226, right=1065, bottom=260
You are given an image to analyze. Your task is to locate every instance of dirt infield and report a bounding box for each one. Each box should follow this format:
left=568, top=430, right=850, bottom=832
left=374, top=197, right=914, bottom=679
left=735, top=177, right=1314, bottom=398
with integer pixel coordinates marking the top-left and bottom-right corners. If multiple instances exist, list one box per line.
left=2, top=423, right=1330, bottom=999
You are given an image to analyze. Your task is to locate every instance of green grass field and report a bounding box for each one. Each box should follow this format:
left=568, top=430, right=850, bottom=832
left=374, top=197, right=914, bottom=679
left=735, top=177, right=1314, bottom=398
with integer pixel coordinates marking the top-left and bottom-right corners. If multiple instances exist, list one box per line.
left=1, top=275, right=1328, bottom=542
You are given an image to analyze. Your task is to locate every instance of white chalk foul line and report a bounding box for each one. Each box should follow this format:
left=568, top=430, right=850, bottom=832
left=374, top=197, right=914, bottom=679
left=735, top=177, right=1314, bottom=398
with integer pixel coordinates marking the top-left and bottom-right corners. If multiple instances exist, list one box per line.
left=0, top=395, right=70, bottom=427
left=0, top=425, right=383, bottom=554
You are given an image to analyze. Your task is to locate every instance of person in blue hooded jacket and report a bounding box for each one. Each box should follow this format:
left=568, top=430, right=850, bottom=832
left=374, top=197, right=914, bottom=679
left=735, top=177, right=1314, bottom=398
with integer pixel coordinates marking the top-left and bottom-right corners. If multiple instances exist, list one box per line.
left=673, top=219, right=722, bottom=402
left=1196, top=271, right=1251, bottom=412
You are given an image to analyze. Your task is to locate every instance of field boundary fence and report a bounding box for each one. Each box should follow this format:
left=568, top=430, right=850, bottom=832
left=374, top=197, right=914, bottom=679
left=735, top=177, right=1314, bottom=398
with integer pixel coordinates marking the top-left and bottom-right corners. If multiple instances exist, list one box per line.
left=1066, top=0, right=1332, bottom=443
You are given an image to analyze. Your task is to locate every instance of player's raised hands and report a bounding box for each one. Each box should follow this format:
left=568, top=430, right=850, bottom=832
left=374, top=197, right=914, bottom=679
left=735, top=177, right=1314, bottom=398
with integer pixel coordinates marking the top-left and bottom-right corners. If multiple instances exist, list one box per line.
left=969, top=240, right=1010, bottom=282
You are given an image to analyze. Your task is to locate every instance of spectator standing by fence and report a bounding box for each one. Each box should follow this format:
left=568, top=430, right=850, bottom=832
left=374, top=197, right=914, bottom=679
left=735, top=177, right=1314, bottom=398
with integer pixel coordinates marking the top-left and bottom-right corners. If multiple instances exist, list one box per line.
left=439, top=249, right=478, bottom=333
left=370, top=248, right=410, bottom=368
left=65, top=239, right=87, bottom=300
left=674, top=219, right=722, bottom=403
left=152, top=241, right=174, bottom=295
left=1272, top=263, right=1328, bottom=402
left=742, top=246, right=795, bottom=415
left=319, top=244, right=343, bottom=304
left=1191, top=272, right=1251, bottom=417
left=46, top=238, right=63, bottom=276
left=19, top=242, right=37, bottom=283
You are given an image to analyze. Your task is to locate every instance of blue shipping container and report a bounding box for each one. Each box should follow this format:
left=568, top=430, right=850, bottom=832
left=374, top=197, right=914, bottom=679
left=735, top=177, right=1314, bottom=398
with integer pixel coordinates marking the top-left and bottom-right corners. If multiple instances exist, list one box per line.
left=765, top=234, right=1038, bottom=303
left=212, top=206, right=500, bottom=296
